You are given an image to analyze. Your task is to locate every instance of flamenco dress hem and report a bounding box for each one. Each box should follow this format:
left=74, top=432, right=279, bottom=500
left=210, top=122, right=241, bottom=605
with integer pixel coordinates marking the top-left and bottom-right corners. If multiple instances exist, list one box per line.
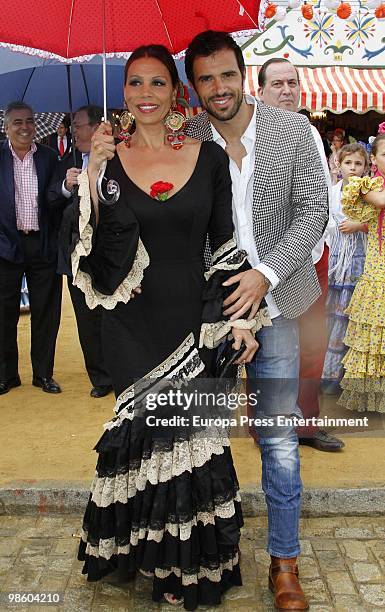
left=77, top=334, right=244, bottom=609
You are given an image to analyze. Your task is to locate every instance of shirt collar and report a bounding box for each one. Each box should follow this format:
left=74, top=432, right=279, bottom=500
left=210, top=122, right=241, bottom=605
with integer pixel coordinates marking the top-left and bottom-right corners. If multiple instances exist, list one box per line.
left=8, top=140, right=37, bottom=158
left=210, top=94, right=256, bottom=147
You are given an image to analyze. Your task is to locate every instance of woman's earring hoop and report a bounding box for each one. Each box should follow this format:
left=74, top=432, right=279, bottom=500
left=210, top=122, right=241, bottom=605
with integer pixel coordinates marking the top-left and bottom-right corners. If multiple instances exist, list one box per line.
left=119, top=111, right=135, bottom=148
left=164, top=110, right=186, bottom=150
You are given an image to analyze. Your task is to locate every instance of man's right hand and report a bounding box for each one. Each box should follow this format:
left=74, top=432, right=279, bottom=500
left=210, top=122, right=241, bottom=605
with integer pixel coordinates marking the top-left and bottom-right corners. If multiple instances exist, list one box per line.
left=88, top=122, right=116, bottom=174
left=64, top=167, right=82, bottom=191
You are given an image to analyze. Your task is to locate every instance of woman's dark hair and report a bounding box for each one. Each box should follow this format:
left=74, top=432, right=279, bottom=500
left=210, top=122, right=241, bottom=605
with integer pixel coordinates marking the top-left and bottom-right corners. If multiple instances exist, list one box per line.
left=371, top=134, right=385, bottom=157
left=124, top=45, right=180, bottom=88
left=185, top=30, right=245, bottom=86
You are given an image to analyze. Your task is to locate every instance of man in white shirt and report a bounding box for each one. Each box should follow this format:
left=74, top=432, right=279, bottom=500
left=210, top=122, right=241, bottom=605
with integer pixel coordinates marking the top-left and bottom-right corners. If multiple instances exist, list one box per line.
left=186, top=31, right=328, bottom=611
left=258, top=57, right=344, bottom=453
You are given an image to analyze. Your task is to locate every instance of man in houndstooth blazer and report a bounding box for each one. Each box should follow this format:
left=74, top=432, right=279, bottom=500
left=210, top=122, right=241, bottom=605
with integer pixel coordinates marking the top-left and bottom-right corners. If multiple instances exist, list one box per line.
left=186, top=103, right=326, bottom=319
left=185, top=31, right=328, bottom=611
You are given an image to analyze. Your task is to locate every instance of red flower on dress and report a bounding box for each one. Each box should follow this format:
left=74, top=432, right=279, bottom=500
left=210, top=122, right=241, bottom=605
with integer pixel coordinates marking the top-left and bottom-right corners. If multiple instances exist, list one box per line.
left=150, top=181, right=174, bottom=201
left=378, top=122, right=385, bottom=135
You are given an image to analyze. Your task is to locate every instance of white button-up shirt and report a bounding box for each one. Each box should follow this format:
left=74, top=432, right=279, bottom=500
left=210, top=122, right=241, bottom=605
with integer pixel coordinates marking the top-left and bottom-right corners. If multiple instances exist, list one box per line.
left=310, top=125, right=335, bottom=264
left=210, top=95, right=281, bottom=319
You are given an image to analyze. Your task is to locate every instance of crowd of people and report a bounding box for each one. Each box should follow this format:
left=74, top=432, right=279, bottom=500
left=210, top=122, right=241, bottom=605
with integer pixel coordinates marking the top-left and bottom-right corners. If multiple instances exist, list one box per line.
left=0, top=30, right=384, bottom=611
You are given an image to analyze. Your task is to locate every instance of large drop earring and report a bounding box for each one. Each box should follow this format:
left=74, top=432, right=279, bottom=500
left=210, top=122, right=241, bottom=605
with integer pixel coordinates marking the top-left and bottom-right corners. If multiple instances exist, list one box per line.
left=118, top=110, right=134, bottom=148
left=164, top=109, right=186, bottom=150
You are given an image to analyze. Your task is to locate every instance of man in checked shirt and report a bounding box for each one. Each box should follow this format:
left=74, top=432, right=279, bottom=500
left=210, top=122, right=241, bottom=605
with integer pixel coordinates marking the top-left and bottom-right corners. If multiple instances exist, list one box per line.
left=0, top=102, right=62, bottom=394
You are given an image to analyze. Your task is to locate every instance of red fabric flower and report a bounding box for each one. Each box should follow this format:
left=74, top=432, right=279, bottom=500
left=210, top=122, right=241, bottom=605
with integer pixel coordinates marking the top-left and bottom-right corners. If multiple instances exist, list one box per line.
left=150, top=181, right=174, bottom=201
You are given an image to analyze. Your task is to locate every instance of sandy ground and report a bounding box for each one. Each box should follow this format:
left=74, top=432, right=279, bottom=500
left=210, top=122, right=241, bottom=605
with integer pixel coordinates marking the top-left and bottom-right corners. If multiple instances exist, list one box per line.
left=0, top=285, right=384, bottom=489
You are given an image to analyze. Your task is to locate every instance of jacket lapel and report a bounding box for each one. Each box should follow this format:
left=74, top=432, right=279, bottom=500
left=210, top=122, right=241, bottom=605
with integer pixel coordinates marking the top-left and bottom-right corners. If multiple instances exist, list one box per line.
left=0, top=142, right=16, bottom=220
left=252, top=102, right=281, bottom=221
left=186, top=112, right=213, bottom=141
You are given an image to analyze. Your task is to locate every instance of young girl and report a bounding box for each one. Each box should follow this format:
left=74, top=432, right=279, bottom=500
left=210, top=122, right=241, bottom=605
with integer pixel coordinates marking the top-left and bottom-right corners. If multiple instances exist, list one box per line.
left=338, top=133, right=385, bottom=412
left=322, top=144, right=369, bottom=395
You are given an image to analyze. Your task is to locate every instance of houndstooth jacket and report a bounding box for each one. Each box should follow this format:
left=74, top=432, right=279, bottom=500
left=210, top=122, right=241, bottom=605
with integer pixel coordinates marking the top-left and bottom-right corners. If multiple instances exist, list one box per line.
left=185, top=101, right=328, bottom=319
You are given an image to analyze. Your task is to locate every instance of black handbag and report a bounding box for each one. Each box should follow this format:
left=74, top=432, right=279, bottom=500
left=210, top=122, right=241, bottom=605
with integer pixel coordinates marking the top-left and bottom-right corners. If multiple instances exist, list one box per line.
left=215, top=341, right=246, bottom=380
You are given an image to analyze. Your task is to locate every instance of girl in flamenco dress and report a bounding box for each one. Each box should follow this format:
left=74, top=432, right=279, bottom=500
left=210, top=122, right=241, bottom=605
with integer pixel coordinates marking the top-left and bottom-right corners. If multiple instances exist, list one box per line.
left=338, top=129, right=385, bottom=412
left=322, top=144, right=369, bottom=395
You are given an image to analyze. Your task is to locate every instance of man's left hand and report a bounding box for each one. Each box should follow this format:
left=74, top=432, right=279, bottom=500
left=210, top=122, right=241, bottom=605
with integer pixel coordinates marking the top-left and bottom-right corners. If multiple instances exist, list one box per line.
left=222, top=269, right=269, bottom=321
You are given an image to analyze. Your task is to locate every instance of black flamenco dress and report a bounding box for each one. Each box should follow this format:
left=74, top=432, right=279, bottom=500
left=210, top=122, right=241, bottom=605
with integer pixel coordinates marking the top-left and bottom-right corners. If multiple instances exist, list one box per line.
left=71, top=141, right=270, bottom=610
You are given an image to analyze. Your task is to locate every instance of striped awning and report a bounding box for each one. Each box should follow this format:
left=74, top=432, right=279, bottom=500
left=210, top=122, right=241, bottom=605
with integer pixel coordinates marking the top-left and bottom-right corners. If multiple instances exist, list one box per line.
left=245, top=66, right=385, bottom=114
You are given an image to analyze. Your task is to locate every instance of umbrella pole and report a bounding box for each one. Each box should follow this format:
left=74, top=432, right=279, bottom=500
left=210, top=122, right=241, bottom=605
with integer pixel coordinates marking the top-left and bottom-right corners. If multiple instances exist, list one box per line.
left=96, top=0, right=120, bottom=205
left=102, top=0, right=107, bottom=121
left=102, top=53, right=107, bottom=121
left=66, top=64, right=77, bottom=165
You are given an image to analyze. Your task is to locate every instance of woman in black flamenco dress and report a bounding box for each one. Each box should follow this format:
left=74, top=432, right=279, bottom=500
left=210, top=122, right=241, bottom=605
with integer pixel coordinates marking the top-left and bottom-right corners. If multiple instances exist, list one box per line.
left=72, top=45, right=270, bottom=610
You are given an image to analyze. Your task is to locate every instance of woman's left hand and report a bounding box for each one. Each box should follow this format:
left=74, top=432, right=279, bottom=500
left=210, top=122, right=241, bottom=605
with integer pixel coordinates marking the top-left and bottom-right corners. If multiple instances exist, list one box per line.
left=232, top=328, right=259, bottom=364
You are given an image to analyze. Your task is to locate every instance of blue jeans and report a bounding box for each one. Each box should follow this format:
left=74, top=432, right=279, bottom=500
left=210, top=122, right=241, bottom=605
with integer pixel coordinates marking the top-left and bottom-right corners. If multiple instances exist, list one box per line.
left=247, top=315, right=302, bottom=558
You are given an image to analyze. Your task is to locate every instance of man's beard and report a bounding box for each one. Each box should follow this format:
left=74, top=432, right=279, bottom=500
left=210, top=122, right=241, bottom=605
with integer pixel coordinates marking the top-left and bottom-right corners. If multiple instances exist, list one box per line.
left=200, top=91, right=243, bottom=122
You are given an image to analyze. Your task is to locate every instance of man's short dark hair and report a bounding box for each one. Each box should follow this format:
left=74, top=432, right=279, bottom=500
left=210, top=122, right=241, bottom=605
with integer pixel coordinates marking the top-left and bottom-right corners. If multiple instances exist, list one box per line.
left=75, top=105, right=104, bottom=126
left=4, top=101, right=34, bottom=127
left=258, top=58, right=300, bottom=88
left=185, top=30, right=245, bottom=86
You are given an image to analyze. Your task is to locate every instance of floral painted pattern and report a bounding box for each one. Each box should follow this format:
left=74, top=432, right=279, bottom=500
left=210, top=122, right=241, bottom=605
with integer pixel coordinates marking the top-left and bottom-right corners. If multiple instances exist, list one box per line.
left=304, top=12, right=334, bottom=47
left=345, top=14, right=376, bottom=48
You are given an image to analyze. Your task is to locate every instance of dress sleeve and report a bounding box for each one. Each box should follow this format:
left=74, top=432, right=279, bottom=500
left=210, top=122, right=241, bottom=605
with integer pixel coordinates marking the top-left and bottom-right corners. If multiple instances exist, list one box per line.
left=71, top=170, right=149, bottom=310
left=342, top=175, right=384, bottom=223
left=199, top=144, right=271, bottom=349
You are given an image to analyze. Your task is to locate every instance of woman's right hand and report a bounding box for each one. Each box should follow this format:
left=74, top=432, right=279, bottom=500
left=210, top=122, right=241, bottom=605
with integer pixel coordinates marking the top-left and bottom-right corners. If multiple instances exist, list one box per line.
left=88, top=121, right=116, bottom=174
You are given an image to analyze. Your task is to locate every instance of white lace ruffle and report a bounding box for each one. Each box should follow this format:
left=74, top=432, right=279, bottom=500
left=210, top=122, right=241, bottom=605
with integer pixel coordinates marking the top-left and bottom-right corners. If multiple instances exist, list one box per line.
left=82, top=493, right=240, bottom=552
left=0, top=42, right=99, bottom=63
left=201, top=238, right=272, bottom=348
left=91, top=435, right=231, bottom=509
left=83, top=536, right=239, bottom=580
left=71, top=170, right=150, bottom=310
left=108, top=355, right=205, bottom=427
left=211, top=236, right=237, bottom=264
left=204, top=253, right=248, bottom=281
left=84, top=537, right=130, bottom=561
left=199, top=306, right=272, bottom=349
left=113, top=333, right=196, bottom=412
left=131, top=495, right=240, bottom=544
left=154, top=553, right=239, bottom=585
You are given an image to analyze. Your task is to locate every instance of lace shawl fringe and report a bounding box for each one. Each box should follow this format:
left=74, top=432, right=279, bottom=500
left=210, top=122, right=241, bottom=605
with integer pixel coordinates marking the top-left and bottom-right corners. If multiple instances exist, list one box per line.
left=71, top=170, right=150, bottom=310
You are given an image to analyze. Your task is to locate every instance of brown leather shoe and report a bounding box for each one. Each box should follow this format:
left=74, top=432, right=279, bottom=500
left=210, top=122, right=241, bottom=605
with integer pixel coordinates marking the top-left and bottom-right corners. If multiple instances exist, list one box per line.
left=269, top=556, right=309, bottom=611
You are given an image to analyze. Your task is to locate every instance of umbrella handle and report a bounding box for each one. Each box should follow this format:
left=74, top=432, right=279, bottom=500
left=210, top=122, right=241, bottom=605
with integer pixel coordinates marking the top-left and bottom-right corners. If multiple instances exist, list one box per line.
left=96, top=160, right=120, bottom=205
